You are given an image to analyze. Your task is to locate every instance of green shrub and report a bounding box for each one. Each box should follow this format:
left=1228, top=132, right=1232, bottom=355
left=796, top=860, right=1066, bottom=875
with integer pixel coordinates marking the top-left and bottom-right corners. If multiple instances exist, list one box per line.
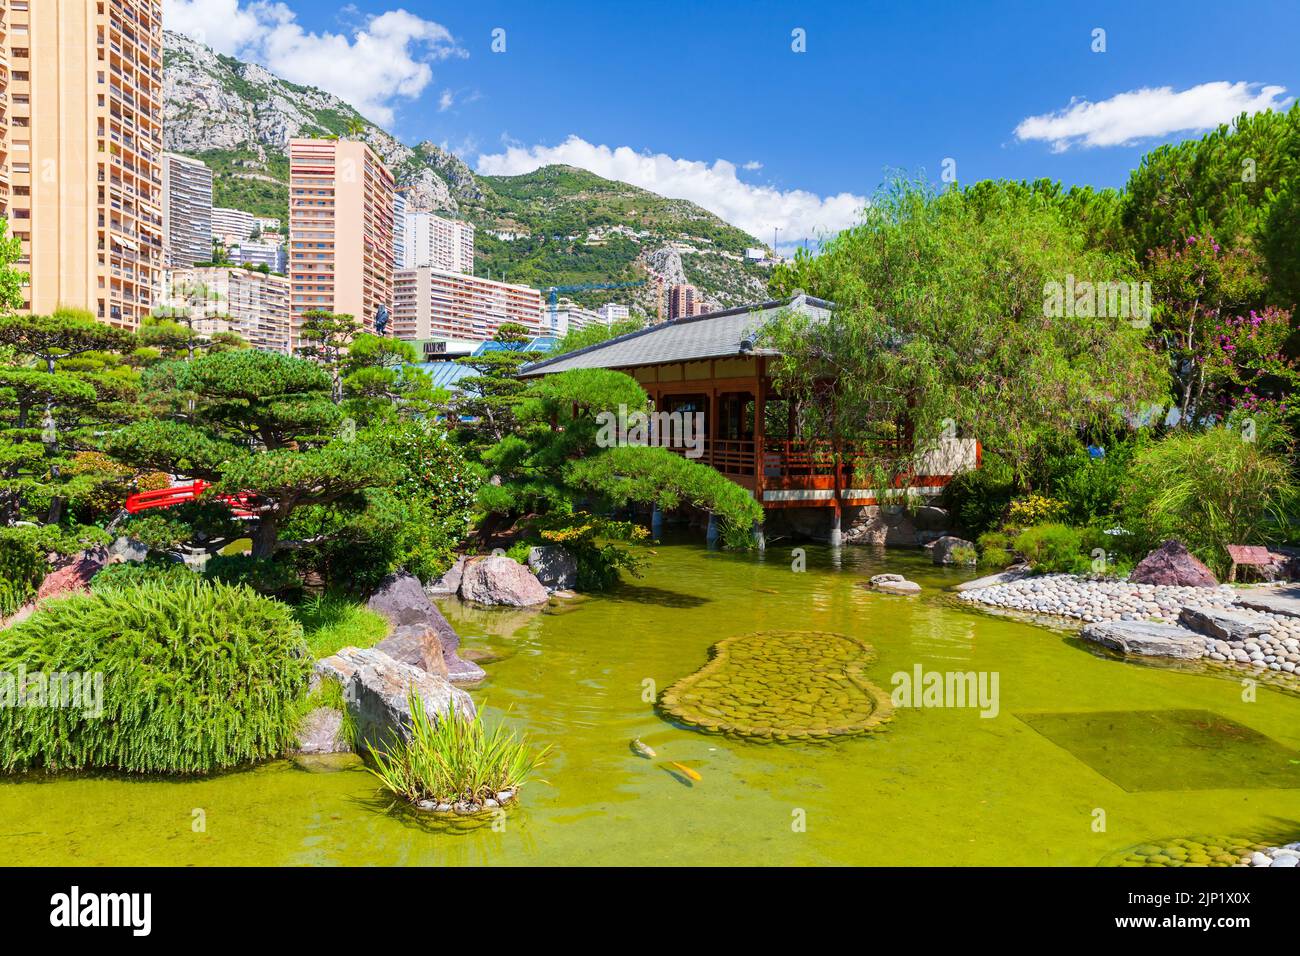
left=1119, top=422, right=1298, bottom=576
left=1012, top=523, right=1088, bottom=573
left=368, top=688, right=548, bottom=806
left=205, top=553, right=302, bottom=596
left=89, top=557, right=195, bottom=592
left=0, top=532, right=46, bottom=617
left=0, top=578, right=311, bottom=774
left=943, top=454, right=1016, bottom=537
left=1046, top=441, right=1140, bottom=526
left=976, top=530, right=1013, bottom=568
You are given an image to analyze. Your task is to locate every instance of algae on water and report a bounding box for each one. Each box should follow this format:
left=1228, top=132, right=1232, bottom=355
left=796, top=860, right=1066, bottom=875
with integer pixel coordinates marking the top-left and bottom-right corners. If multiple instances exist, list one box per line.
left=658, top=630, right=894, bottom=741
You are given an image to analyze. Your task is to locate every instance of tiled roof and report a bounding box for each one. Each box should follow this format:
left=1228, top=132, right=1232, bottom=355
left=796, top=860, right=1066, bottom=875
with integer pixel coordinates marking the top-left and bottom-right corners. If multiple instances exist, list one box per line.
left=519, top=295, right=834, bottom=376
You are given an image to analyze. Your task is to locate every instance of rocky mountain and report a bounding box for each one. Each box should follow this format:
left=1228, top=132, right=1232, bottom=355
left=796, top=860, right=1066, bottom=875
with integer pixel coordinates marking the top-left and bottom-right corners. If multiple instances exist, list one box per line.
left=162, top=30, right=770, bottom=310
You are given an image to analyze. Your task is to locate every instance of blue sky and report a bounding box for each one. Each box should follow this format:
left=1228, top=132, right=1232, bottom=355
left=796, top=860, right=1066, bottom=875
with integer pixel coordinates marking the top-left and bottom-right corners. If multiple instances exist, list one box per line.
left=166, top=0, right=1300, bottom=248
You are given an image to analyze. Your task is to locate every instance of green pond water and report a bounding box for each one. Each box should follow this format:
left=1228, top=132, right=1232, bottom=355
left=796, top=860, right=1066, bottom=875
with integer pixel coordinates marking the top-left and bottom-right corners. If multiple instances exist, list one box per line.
left=4, top=539, right=1300, bottom=867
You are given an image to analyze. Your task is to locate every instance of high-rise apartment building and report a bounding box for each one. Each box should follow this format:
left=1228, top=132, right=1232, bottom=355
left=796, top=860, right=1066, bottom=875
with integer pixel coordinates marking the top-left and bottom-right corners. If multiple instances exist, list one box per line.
left=211, top=205, right=255, bottom=245
left=393, top=266, right=541, bottom=341
left=596, top=303, right=630, bottom=324
left=161, top=151, right=212, bottom=267
left=288, top=138, right=396, bottom=346
left=403, top=210, right=474, bottom=274
left=3, top=0, right=166, bottom=329
left=666, top=283, right=702, bottom=321
left=392, top=190, right=406, bottom=273
left=167, top=265, right=291, bottom=354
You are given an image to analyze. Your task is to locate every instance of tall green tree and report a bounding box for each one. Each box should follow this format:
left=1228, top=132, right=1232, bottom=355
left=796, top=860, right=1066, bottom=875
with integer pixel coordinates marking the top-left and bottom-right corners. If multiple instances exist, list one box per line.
left=764, top=179, right=1166, bottom=536
left=0, top=218, right=27, bottom=314
left=108, top=349, right=397, bottom=558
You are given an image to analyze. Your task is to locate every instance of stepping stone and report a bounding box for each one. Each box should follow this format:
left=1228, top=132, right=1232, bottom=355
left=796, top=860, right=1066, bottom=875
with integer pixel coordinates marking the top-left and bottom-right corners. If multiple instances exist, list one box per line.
left=1080, top=620, right=1207, bottom=660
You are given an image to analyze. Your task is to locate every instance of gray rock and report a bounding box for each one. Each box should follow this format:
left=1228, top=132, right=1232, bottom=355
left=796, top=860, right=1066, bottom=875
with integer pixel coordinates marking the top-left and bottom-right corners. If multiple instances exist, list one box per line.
left=953, top=567, right=1032, bottom=592
left=913, top=506, right=951, bottom=532
left=459, top=555, right=549, bottom=607
left=871, top=578, right=921, bottom=595
left=931, top=536, right=977, bottom=565
left=107, top=536, right=149, bottom=564
left=317, top=647, right=475, bottom=754
left=424, top=556, right=467, bottom=596
left=1080, top=620, right=1207, bottom=660
left=367, top=571, right=484, bottom=683
left=527, top=545, right=578, bottom=590
left=294, top=706, right=352, bottom=754
left=1178, top=607, right=1272, bottom=643
left=375, top=623, right=449, bottom=678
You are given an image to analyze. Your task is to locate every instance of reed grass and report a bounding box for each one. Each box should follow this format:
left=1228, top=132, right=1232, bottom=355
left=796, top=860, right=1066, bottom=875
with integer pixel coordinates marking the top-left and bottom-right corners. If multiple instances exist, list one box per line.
left=368, top=689, right=548, bottom=806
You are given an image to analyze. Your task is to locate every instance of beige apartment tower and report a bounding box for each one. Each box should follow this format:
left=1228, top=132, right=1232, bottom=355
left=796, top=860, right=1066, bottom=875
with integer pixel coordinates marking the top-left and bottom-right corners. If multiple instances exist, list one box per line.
left=393, top=266, right=542, bottom=341
left=2, top=0, right=165, bottom=329
left=288, top=138, right=395, bottom=348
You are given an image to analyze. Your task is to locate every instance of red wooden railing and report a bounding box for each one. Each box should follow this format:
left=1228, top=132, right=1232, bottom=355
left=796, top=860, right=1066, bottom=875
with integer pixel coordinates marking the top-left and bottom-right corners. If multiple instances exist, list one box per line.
left=124, top=480, right=259, bottom=518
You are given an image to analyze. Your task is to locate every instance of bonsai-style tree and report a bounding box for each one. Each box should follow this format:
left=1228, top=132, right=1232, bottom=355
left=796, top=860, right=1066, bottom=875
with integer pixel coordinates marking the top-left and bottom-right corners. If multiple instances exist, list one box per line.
left=296, top=309, right=362, bottom=403
left=108, top=349, right=398, bottom=558
left=0, top=310, right=137, bottom=524
left=452, top=321, right=544, bottom=448
left=342, top=333, right=444, bottom=424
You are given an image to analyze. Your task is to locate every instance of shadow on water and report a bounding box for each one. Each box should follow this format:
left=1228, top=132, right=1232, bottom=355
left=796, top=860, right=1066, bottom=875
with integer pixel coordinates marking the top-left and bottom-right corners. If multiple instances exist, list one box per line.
left=606, top=582, right=711, bottom=609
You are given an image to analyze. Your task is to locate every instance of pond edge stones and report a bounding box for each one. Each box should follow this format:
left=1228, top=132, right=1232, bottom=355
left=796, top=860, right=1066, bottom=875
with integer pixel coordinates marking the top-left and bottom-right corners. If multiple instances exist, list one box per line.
left=866, top=573, right=921, bottom=595
left=659, top=630, right=894, bottom=742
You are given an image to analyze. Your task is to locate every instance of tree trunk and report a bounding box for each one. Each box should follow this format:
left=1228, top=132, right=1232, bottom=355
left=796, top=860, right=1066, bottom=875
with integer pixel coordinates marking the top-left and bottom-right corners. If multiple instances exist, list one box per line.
left=251, top=519, right=279, bottom=559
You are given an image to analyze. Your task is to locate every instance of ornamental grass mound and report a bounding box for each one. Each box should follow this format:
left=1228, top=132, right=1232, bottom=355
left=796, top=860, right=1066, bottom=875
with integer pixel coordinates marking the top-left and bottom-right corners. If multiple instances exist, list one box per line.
left=0, top=578, right=311, bottom=774
left=368, top=688, right=549, bottom=810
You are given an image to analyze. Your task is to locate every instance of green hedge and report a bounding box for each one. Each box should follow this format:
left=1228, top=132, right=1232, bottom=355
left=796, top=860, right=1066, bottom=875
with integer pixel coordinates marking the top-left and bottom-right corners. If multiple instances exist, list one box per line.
left=0, top=578, right=311, bottom=774
left=0, top=533, right=45, bottom=617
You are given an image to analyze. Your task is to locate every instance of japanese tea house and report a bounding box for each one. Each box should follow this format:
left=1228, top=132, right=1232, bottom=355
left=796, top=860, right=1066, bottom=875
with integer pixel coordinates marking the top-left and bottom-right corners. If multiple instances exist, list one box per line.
left=520, top=294, right=979, bottom=510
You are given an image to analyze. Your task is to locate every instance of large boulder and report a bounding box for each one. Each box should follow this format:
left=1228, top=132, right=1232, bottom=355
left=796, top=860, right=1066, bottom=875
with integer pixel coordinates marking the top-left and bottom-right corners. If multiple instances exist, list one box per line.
left=107, top=536, right=149, bottom=565
left=930, top=536, right=976, bottom=566
left=367, top=572, right=484, bottom=683
left=1080, top=620, right=1208, bottom=660
left=1178, top=607, right=1271, bottom=643
left=913, top=506, right=952, bottom=532
left=1129, top=540, right=1218, bottom=588
left=527, top=545, right=577, bottom=590
left=316, top=647, right=475, bottom=754
left=376, top=623, right=449, bottom=678
left=424, top=556, right=467, bottom=596
left=459, top=554, right=549, bottom=607
left=368, top=571, right=440, bottom=627
left=36, top=547, right=108, bottom=602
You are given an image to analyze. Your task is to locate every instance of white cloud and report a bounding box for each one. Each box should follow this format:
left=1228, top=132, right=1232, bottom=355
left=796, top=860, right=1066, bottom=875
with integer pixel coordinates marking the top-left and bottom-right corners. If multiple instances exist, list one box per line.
left=438, top=89, right=455, bottom=112
left=1015, top=81, right=1292, bottom=151
left=476, top=136, right=865, bottom=245
left=743, top=160, right=763, bottom=171
left=163, top=1, right=466, bottom=125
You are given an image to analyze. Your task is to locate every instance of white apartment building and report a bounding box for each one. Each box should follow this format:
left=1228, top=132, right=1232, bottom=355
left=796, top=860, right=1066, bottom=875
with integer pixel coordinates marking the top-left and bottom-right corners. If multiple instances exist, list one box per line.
left=161, top=152, right=213, bottom=268
left=230, top=240, right=286, bottom=273
left=393, top=191, right=407, bottom=274
left=211, top=206, right=256, bottom=244
left=393, top=266, right=542, bottom=341
left=167, top=265, right=291, bottom=354
left=403, top=211, right=475, bottom=274
left=547, top=299, right=605, bottom=337
left=596, top=303, right=630, bottom=323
